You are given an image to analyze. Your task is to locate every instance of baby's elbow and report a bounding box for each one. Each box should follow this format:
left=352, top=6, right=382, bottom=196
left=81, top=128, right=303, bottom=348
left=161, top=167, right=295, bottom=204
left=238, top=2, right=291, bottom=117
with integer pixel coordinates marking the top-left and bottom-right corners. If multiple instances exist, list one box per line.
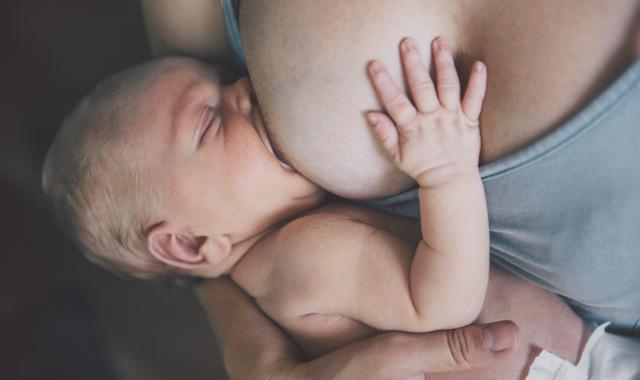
left=414, top=299, right=483, bottom=332
left=444, top=298, right=484, bottom=329
left=453, top=305, right=482, bottom=328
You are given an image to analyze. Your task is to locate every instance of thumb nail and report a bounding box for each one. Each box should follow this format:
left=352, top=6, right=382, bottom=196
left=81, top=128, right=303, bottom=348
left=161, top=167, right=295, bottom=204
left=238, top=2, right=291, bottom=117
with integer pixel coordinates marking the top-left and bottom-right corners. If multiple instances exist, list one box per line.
left=482, top=323, right=516, bottom=352
left=367, top=113, right=379, bottom=125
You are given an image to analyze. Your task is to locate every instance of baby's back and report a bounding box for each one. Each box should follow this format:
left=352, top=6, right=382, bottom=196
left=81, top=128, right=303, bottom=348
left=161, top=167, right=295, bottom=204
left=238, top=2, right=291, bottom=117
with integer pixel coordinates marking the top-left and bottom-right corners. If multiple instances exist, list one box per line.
left=231, top=203, right=420, bottom=358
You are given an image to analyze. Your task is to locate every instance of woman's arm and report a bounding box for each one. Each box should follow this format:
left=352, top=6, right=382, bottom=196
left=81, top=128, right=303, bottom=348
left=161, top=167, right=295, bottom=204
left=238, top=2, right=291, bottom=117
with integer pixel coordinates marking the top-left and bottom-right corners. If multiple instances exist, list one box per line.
left=141, top=0, right=237, bottom=69
left=196, top=278, right=518, bottom=379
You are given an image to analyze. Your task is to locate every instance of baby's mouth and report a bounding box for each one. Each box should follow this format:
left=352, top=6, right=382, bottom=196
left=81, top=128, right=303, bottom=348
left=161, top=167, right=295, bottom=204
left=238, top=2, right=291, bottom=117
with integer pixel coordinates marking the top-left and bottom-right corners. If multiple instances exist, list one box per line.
left=251, top=104, right=295, bottom=172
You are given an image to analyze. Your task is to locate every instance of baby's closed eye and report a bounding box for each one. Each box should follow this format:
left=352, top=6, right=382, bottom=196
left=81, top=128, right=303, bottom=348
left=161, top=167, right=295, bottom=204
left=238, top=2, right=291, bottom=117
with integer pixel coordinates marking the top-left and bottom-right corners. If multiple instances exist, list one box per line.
left=196, top=106, right=221, bottom=147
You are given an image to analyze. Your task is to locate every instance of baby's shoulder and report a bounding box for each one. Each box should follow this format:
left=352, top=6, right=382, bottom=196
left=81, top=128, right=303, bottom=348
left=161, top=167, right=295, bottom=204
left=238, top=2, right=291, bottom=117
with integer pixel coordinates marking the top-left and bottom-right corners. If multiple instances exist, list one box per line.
left=274, top=204, right=377, bottom=255
left=267, top=202, right=417, bottom=270
left=257, top=206, right=392, bottom=309
left=255, top=203, right=417, bottom=314
left=277, top=202, right=419, bottom=247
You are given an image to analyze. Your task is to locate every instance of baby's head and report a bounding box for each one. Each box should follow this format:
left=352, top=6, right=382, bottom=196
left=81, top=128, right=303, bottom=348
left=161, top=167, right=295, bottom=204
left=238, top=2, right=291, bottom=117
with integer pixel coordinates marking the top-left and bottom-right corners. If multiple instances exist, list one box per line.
left=43, top=57, right=323, bottom=282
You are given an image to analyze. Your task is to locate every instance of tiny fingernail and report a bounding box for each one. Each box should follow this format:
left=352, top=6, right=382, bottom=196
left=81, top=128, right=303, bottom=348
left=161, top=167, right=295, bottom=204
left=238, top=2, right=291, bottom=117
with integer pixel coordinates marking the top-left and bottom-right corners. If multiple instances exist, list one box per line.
left=436, top=37, right=448, bottom=51
left=403, top=38, right=417, bottom=52
left=482, top=324, right=515, bottom=352
left=474, top=62, right=484, bottom=72
left=369, top=61, right=383, bottom=73
left=367, top=114, right=379, bottom=125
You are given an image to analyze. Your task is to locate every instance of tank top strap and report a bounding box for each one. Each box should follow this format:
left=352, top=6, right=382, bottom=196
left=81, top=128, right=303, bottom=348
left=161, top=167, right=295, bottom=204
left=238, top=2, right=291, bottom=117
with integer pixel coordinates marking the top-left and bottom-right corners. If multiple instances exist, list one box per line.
left=220, top=0, right=248, bottom=73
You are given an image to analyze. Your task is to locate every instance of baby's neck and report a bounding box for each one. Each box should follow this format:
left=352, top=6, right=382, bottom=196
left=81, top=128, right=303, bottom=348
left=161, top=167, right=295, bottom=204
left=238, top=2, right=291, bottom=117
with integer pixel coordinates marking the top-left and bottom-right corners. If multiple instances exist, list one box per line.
left=228, top=222, right=287, bottom=297
left=220, top=219, right=279, bottom=272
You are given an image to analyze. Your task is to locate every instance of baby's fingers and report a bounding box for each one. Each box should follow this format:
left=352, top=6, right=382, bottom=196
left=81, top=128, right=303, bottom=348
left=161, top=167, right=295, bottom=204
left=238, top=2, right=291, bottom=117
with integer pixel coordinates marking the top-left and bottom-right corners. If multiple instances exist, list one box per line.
left=461, top=61, right=487, bottom=123
left=432, top=37, right=461, bottom=110
left=368, top=61, right=417, bottom=126
left=400, top=38, right=439, bottom=113
left=367, top=112, right=399, bottom=159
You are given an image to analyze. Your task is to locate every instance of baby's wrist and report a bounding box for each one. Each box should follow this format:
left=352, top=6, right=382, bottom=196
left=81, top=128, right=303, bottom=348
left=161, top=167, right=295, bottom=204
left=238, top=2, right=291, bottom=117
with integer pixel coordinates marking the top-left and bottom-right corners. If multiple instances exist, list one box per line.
left=415, top=164, right=480, bottom=188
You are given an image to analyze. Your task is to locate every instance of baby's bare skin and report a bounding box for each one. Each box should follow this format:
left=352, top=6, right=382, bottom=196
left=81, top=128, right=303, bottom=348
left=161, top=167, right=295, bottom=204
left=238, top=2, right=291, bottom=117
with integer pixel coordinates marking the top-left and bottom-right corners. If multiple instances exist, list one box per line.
left=231, top=203, right=413, bottom=358
left=241, top=0, right=640, bottom=198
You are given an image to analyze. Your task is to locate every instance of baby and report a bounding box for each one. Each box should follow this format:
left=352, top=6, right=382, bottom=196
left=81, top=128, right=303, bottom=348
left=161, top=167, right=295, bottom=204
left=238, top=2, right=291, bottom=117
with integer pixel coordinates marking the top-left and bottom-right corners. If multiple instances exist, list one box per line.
left=43, top=37, right=489, bottom=357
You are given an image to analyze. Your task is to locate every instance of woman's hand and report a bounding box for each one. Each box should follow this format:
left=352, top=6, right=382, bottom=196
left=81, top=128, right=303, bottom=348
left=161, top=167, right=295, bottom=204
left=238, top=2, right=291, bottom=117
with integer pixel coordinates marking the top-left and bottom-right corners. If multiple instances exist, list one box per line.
left=197, top=278, right=518, bottom=379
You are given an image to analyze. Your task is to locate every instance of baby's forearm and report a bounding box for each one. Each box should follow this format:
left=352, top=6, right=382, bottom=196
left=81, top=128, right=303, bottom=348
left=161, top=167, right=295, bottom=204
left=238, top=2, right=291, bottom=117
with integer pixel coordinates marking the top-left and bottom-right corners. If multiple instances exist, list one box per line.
left=410, top=170, right=489, bottom=328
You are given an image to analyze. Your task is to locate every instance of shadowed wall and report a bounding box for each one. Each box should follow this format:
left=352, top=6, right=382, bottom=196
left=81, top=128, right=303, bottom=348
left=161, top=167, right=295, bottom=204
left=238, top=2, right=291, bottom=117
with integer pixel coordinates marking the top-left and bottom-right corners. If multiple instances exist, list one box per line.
left=1, top=1, right=227, bottom=379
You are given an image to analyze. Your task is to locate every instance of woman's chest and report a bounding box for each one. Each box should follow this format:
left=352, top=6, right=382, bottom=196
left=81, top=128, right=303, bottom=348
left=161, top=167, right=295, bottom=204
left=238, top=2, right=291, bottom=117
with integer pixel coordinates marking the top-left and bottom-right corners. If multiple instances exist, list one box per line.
left=239, top=0, right=639, bottom=194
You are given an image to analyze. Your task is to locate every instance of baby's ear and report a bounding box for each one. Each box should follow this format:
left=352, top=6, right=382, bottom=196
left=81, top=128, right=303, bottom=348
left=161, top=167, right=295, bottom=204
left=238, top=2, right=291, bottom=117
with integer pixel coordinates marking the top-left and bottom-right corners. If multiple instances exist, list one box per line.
left=146, top=222, right=231, bottom=271
left=197, top=234, right=232, bottom=268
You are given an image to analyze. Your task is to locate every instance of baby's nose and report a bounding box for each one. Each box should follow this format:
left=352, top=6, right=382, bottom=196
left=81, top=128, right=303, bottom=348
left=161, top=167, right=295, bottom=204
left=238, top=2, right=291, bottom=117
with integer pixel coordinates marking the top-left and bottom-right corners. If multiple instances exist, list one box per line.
left=238, top=95, right=253, bottom=115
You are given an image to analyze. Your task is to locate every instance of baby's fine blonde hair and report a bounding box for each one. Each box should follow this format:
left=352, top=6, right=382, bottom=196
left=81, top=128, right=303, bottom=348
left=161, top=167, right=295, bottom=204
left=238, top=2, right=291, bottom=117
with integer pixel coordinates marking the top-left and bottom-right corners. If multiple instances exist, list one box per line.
left=43, top=60, right=179, bottom=280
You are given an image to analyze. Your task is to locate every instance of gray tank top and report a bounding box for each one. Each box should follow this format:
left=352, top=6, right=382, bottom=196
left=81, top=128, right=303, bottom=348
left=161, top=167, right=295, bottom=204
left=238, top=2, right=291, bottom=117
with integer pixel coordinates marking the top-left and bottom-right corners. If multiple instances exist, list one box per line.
left=221, top=0, right=640, bottom=334
left=368, top=60, right=640, bottom=334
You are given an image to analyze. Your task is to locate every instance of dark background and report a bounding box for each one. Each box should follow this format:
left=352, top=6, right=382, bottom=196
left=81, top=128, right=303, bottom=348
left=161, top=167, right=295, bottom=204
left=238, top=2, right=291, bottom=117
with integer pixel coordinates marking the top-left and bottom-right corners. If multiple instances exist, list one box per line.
left=2, top=1, right=227, bottom=379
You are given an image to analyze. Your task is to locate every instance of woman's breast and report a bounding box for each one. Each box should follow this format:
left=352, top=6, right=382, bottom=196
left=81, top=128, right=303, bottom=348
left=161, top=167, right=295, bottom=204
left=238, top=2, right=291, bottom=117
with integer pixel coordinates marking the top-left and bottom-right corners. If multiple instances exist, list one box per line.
left=239, top=0, right=639, bottom=198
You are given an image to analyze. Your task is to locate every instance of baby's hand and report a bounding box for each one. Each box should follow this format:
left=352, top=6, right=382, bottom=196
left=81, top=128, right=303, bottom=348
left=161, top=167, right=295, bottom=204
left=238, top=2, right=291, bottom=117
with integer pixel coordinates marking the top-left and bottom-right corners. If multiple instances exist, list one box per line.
left=367, top=37, right=487, bottom=187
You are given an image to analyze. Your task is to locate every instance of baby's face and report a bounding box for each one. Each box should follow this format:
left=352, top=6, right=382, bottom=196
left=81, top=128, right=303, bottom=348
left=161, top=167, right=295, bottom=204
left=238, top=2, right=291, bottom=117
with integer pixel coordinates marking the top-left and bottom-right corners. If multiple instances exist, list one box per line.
left=124, top=60, right=323, bottom=246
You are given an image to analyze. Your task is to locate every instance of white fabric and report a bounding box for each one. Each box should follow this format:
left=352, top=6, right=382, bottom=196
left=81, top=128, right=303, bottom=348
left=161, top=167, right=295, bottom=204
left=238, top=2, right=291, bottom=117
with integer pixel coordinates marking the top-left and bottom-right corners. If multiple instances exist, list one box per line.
left=526, top=323, right=640, bottom=380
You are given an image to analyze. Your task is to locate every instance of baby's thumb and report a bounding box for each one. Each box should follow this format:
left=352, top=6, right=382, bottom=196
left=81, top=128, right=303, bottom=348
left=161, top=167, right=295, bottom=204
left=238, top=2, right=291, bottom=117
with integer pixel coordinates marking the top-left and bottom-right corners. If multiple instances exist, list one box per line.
left=366, top=112, right=399, bottom=157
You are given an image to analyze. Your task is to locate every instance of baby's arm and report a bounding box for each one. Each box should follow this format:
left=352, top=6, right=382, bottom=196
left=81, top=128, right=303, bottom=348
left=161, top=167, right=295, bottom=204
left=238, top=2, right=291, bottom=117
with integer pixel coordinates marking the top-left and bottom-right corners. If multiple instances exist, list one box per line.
left=366, top=36, right=489, bottom=329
